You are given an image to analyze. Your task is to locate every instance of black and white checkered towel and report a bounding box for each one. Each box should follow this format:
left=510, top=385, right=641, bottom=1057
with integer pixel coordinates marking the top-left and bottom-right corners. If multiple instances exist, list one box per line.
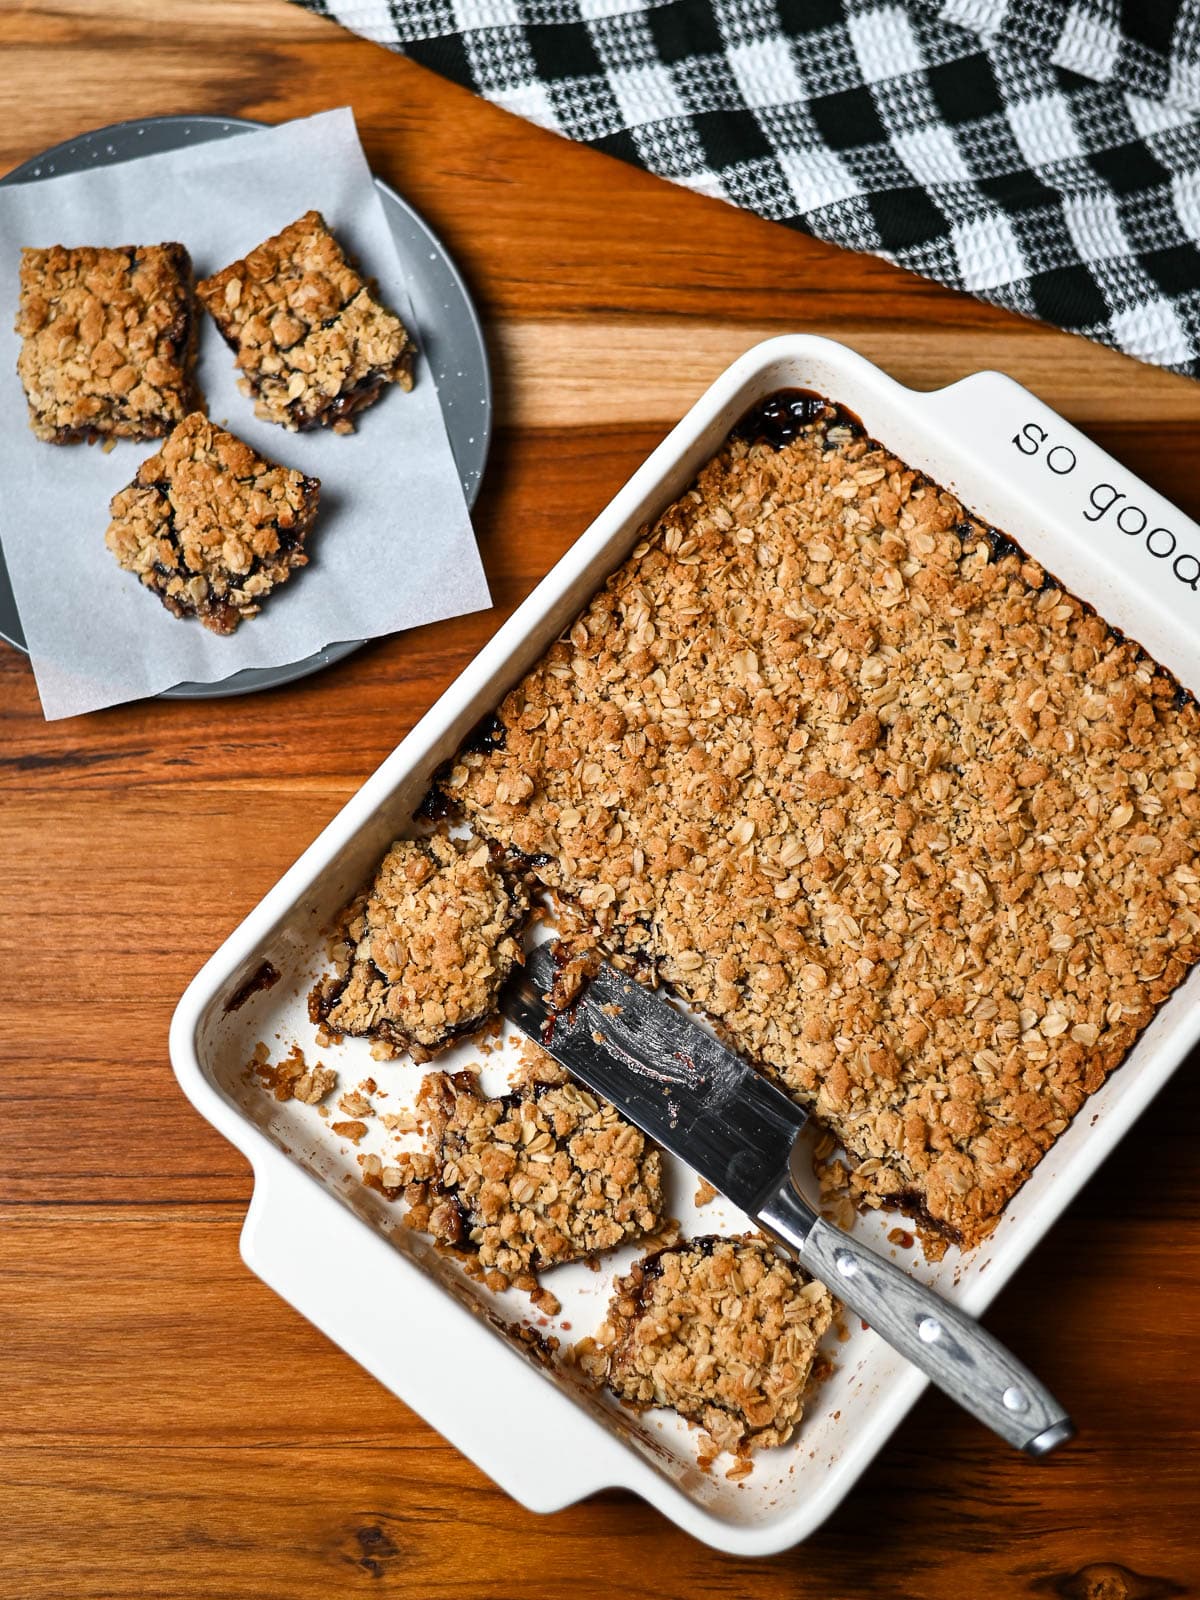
left=294, top=0, right=1200, bottom=377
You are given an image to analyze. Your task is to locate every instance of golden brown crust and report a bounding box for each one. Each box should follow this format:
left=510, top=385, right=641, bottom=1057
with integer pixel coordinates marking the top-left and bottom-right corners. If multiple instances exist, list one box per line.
left=104, top=412, right=318, bottom=634
left=16, top=242, right=200, bottom=442
left=585, top=1236, right=833, bottom=1453
left=310, top=832, right=530, bottom=1061
left=407, top=1067, right=665, bottom=1287
left=443, top=399, right=1200, bottom=1253
left=196, top=210, right=414, bottom=433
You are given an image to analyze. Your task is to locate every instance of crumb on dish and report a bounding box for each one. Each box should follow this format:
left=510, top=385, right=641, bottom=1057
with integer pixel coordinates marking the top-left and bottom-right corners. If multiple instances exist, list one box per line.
left=247, top=1042, right=337, bottom=1105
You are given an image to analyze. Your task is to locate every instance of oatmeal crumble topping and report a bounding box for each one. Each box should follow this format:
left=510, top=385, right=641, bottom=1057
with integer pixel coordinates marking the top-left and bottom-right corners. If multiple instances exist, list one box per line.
left=310, top=831, right=530, bottom=1062
left=404, top=1067, right=664, bottom=1288
left=440, top=396, right=1200, bottom=1253
left=105, top=412, right=319, bottom=633
left=16, top=242, right=199, bottom=442
left=584, top=1236, right=833, bottom=1454
left=197, top=210, right=414, bottom=433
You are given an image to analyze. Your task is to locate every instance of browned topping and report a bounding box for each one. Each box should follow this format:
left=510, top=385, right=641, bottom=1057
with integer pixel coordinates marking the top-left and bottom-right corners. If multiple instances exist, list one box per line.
left=104, top=412, right=318, bottom=633
left=585, top=1236, right=833, bottom=1453
left=16, top=242, right=200, bottom=442
left=443, top=400, right=1200, bottom=1253
left=310, top=831, right=530, bottom=1063
left=407, top=1068, right=664, bottom=1286
left=196, top=210, right=414, bottom=433
left=694, top=1178, right=719, bottom=1207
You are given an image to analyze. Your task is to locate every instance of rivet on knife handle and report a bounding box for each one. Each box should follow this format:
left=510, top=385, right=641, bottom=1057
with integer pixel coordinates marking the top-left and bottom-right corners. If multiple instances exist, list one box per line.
left=758, top=1180, right=1075, bottom=1455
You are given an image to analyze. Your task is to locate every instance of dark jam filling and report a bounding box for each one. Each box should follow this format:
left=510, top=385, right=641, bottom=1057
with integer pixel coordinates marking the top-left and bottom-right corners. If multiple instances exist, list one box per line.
left=299, top=374, right=387, bottom=430
left=970, top=522, right=1019, bottom=563
left=888, top=1189, right=964, bottom=1248
left=416, top=715, right=508, bottom=820
left=636, top=1234, right=725, bottom=1287
left=224, top=959, right=281, bottom=1013
left=462, top=713, right=507, bottom=756
left=415, top=785, right=454, bottom=822
left=737, top=389, right=836, bottom=448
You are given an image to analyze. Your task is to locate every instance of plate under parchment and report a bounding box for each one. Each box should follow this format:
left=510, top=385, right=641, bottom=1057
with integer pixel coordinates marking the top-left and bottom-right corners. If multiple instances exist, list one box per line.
left=0, top=113, right=492, bottom=700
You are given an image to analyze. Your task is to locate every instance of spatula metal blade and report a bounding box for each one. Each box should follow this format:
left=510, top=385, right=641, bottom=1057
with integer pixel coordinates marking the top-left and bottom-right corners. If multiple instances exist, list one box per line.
left=501, top=944, right=808, bottom=1218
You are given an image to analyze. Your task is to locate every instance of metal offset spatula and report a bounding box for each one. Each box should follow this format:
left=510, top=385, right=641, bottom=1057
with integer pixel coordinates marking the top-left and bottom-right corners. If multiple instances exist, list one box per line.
left=502, top=944, right=1075, bottom=1456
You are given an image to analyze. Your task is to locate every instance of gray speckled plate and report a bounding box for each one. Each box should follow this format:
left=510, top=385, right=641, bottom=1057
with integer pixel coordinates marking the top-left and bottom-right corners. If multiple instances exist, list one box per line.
left=0, top=114, right=491, bottom=700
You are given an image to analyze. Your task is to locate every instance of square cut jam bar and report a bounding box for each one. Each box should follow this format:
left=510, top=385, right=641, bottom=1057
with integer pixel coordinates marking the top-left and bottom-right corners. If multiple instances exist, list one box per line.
left=435, top=391, right=1200, bottom=1255
left=197, top=210, right=414, bottom=433
left=16, top=242, right=199, bottom=443
left=105, top=412, right=318, bottom=633
left=584, top=1236, right=833, bottom=1455
left=401, top=1065, right=665, bottom=1290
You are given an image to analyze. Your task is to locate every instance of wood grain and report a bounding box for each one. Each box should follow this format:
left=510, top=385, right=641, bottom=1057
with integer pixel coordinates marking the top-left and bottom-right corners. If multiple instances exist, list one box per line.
left=1, top=1, right=1198, bottom=1595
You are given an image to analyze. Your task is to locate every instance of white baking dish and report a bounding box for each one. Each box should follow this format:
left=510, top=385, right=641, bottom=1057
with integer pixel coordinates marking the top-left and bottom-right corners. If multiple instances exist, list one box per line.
left=169, top=336, right=1200, bottom=1555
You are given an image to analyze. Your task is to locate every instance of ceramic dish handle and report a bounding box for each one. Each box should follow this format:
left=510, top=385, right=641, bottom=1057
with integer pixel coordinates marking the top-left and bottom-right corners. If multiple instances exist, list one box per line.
left=760, top=1179, right=1075, bottom=1455
left=239, top=1155, right=635, bottom=1514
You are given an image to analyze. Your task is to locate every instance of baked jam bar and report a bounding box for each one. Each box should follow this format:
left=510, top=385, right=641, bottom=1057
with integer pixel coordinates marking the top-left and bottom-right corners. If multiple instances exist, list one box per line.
left=584, top=1236, right=833, bottom=1454
left=105, top=411, right=318, bottom=634
left=408, top=1063, right=664, bottom=1289
left=16, top=242, right=199, bottom=442
left=436, top=392, right=1200, bottom=1254
left=196, top=210, right=414, bottom=432
left=310, top=832, right=529, bottom=1062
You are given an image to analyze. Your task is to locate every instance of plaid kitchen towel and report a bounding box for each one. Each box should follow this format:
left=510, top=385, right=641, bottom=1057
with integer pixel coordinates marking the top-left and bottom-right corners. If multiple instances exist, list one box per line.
left=295, top=0, right=1200, bottom=376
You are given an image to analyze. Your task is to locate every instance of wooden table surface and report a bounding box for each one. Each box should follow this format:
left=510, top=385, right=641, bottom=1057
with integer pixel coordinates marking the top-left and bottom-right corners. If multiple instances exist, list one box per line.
left=2, top=3, right=1199, bottom=1595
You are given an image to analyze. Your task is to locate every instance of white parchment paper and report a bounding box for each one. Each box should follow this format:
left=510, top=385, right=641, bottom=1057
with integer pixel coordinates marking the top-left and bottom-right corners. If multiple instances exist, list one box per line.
left=0, top=108, right=491, bottom=720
